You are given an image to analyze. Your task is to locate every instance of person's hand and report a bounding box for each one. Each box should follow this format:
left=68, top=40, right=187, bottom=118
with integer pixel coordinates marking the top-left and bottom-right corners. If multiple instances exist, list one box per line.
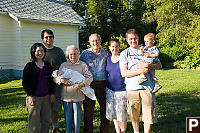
left=57, top=70, right=61, bottom=76
left=140, top=47, right=144, bottom=55
left=28, top=96, right=35, bottom=106
left=26, top=60, right=32, bottom=63
left=61, top=78, right=72, bottom=85
left=50, top=94, right=56, bottom=103
left=144, top=53, right=149, bottom=57
left=138, top=68, right=149, bottom=75
left=136, top=61, right=149, bottom=69
left=74, top=83, right=84, bottom=89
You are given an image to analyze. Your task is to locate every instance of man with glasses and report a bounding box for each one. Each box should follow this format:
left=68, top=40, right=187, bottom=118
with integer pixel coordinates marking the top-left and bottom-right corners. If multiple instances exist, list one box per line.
left=41, top=29, right=66, bottom=133
left=80, top=33, right=110, bottom=133
left=120, top=29, right=162, bottom=133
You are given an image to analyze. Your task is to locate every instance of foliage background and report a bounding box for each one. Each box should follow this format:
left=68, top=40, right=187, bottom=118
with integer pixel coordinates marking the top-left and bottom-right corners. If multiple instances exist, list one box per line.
left=65, top=0, right=200, bottom=69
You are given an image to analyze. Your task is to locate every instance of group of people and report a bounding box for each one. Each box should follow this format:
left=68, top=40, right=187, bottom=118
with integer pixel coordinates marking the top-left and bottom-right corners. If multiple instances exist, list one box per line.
left=22, top=28, right=162, bottom=133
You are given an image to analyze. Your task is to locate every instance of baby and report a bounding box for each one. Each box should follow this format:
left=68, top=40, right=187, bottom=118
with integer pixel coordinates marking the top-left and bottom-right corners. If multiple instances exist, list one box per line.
left=52, top=68, right=96, bottom=100
left=138, top=33, right=162, bottom=93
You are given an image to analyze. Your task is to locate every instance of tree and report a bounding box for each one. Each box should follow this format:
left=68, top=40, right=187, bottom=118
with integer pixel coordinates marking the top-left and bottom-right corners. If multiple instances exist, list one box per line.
left=143, top=0, right=200, bottom=67
left=65, top=0, right=155, bottom=50
left=144, top=0, right=200, bottom=48
left=65, top=0, right=87, bottom=17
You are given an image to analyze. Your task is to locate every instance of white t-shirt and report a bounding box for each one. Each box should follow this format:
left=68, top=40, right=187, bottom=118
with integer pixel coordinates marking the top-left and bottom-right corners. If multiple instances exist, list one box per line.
left=120, top=46, right=159, bottom=91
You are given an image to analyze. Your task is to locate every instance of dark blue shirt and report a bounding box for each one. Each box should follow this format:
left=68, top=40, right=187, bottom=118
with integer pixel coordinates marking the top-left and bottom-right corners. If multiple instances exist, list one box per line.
left=106, top=56, right=126, bottom=91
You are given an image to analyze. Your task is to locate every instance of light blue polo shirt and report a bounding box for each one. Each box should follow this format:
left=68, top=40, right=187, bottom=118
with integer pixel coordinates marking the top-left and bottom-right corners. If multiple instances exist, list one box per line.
left=80, top=48, right=110, bottom=81
left=120, top=46, right=159, bottom=91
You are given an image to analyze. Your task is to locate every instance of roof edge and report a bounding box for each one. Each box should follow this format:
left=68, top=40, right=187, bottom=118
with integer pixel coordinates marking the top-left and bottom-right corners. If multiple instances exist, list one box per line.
left=19, top=17, right=86, bottom=26
left=0, top=11, right=8, bottom=15
left=5, top=12, right=86, bottom=26
left=8, top=13, right=19, bottom=21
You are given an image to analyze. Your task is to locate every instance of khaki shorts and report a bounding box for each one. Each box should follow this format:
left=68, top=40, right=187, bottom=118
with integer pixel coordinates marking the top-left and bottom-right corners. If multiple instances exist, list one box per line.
left=127, top=90, right=157, bottom=124
left=51, top=85, right=62, bottom=112
left=26, top=95, right=51, bottom=133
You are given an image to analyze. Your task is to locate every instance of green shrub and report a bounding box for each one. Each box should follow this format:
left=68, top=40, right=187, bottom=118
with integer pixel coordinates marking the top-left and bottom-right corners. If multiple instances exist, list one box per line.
left=115, top=35, right=128, bottom=52
left=160, top=46, right=187, bottom=61
left=159, top=46, right=188, bottom=67
left=159, top=51, right=173, bottom=67
left=173, top=61, right=185, bottom=69
left=182, top=56, right=200, bottom=69
left=173, top=55, right=200, bottom=69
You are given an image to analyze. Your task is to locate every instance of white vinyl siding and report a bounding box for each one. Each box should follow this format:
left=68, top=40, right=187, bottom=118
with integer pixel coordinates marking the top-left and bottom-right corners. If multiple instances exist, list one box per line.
left=0, top=14, right=21, bottom=69
left=0, top=15, right=79, bottom=71
left=19, top=21, right=78, bottom=70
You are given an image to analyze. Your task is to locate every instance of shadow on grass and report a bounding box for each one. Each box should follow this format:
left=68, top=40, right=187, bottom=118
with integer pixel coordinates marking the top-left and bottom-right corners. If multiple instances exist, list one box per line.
left=108, top=91, right=200, bottom=133
left=151, top=91, right=200, bottom=133
left=0, top=79, right=15, bottom=84
left=0, top=87, right=25, bottom=108
left=50, top=91, right=200, bottom=133
left=0, top=117, right=27, bottom=124
left=0, top=86, right=27, bottom=133
left=0, top=87, right=24, bottom=95
left=2, top=85, right=200, bottom=133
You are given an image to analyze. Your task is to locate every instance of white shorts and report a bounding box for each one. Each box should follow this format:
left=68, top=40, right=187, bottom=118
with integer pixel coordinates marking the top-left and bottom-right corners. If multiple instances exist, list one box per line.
left=106, top=88, right=129, bottom=122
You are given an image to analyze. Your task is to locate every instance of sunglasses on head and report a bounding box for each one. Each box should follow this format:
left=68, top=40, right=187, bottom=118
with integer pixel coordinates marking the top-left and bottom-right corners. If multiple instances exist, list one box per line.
left=44, top=36, right=53, bottom=39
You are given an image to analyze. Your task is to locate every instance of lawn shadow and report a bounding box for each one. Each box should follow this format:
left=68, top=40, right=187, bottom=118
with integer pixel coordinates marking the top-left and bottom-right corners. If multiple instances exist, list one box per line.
left=152, top=91, right=200, bottom=133
left=57, top=90, right=200, bottom=133
left=0, top=79, right=14, bottom=84
left=2, top=82, right=199, bottom=133
left=0, top=87, right=24, bottom=95
left=0, top=87, right=25, bottom=107
left=118, top=91, right=200, bottom=133
left=0, top=117, right=27, bottom=124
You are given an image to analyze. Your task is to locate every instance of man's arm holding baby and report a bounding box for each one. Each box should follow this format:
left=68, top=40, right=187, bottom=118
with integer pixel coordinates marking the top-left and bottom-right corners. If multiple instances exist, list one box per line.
left=137, top=61, right=162, bottom=70
left=120, top=61, right=162, bottom=78
left=120, top=64, right=149, bottom=77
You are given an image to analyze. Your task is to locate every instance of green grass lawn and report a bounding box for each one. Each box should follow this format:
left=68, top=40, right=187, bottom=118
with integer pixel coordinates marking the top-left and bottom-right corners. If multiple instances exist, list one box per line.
left=0, top=69, right=200, bottom=133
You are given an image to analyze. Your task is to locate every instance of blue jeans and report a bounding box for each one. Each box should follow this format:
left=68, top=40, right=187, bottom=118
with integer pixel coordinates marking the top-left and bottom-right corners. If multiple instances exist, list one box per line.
left=62, top=101, right=83, bottom=133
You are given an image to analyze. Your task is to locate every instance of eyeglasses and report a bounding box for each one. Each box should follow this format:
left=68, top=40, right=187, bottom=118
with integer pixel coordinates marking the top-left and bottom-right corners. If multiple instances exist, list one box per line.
left=69, top=53, right=78, bottom=56
left=44, top=36, right=53, bottom=39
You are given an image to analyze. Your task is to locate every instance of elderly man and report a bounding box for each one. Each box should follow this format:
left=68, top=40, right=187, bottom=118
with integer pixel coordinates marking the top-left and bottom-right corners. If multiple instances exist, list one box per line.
left=41, top=29, right=66, bottom=133
left=120, top=29, right=162, bottom=133
left=80, top=33, right=110, bottom=133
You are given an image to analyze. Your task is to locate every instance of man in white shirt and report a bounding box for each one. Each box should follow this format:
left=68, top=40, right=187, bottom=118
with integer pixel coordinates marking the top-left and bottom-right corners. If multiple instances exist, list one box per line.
left=120, top=29, right=162, bottom=133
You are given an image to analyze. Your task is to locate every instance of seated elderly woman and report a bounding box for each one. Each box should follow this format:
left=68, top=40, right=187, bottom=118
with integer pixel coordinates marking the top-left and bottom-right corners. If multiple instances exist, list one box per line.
left=55, top=45, right=93, bottom=133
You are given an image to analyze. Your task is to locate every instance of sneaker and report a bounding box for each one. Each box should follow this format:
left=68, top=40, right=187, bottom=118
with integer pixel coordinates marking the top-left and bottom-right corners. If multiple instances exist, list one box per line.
left=152, top=84, right=162, bottom=93
left=53, top=128, right=61, bottom=133
left=138, top=76, right=147, bottom=84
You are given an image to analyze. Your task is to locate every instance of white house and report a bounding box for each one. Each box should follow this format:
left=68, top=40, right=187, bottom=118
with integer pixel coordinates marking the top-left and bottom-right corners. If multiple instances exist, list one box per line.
left=0, top=0, right=85, bottom=79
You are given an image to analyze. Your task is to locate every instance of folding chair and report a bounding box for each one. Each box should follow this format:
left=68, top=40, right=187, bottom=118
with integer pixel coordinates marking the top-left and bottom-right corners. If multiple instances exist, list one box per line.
left=0, top=66, right=9, bottom=80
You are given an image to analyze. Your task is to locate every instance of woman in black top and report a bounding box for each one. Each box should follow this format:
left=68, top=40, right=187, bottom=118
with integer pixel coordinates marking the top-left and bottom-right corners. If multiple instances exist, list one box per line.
left=22, top=43, right=55, bottom=133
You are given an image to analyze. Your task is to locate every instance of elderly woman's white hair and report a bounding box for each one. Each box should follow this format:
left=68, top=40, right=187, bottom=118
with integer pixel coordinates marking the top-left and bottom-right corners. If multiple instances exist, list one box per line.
left=65, top=45, right=80, bottom=58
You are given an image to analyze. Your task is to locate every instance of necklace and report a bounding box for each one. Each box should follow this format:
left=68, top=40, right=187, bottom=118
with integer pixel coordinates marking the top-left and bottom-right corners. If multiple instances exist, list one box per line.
left=111, top=55, right=120, bottom=63
left=36, top=61, right=44, bottom=69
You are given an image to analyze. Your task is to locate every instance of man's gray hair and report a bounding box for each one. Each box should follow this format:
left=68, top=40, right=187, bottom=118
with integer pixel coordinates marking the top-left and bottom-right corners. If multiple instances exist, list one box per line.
left=89, top=33, right=101, bottom=41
